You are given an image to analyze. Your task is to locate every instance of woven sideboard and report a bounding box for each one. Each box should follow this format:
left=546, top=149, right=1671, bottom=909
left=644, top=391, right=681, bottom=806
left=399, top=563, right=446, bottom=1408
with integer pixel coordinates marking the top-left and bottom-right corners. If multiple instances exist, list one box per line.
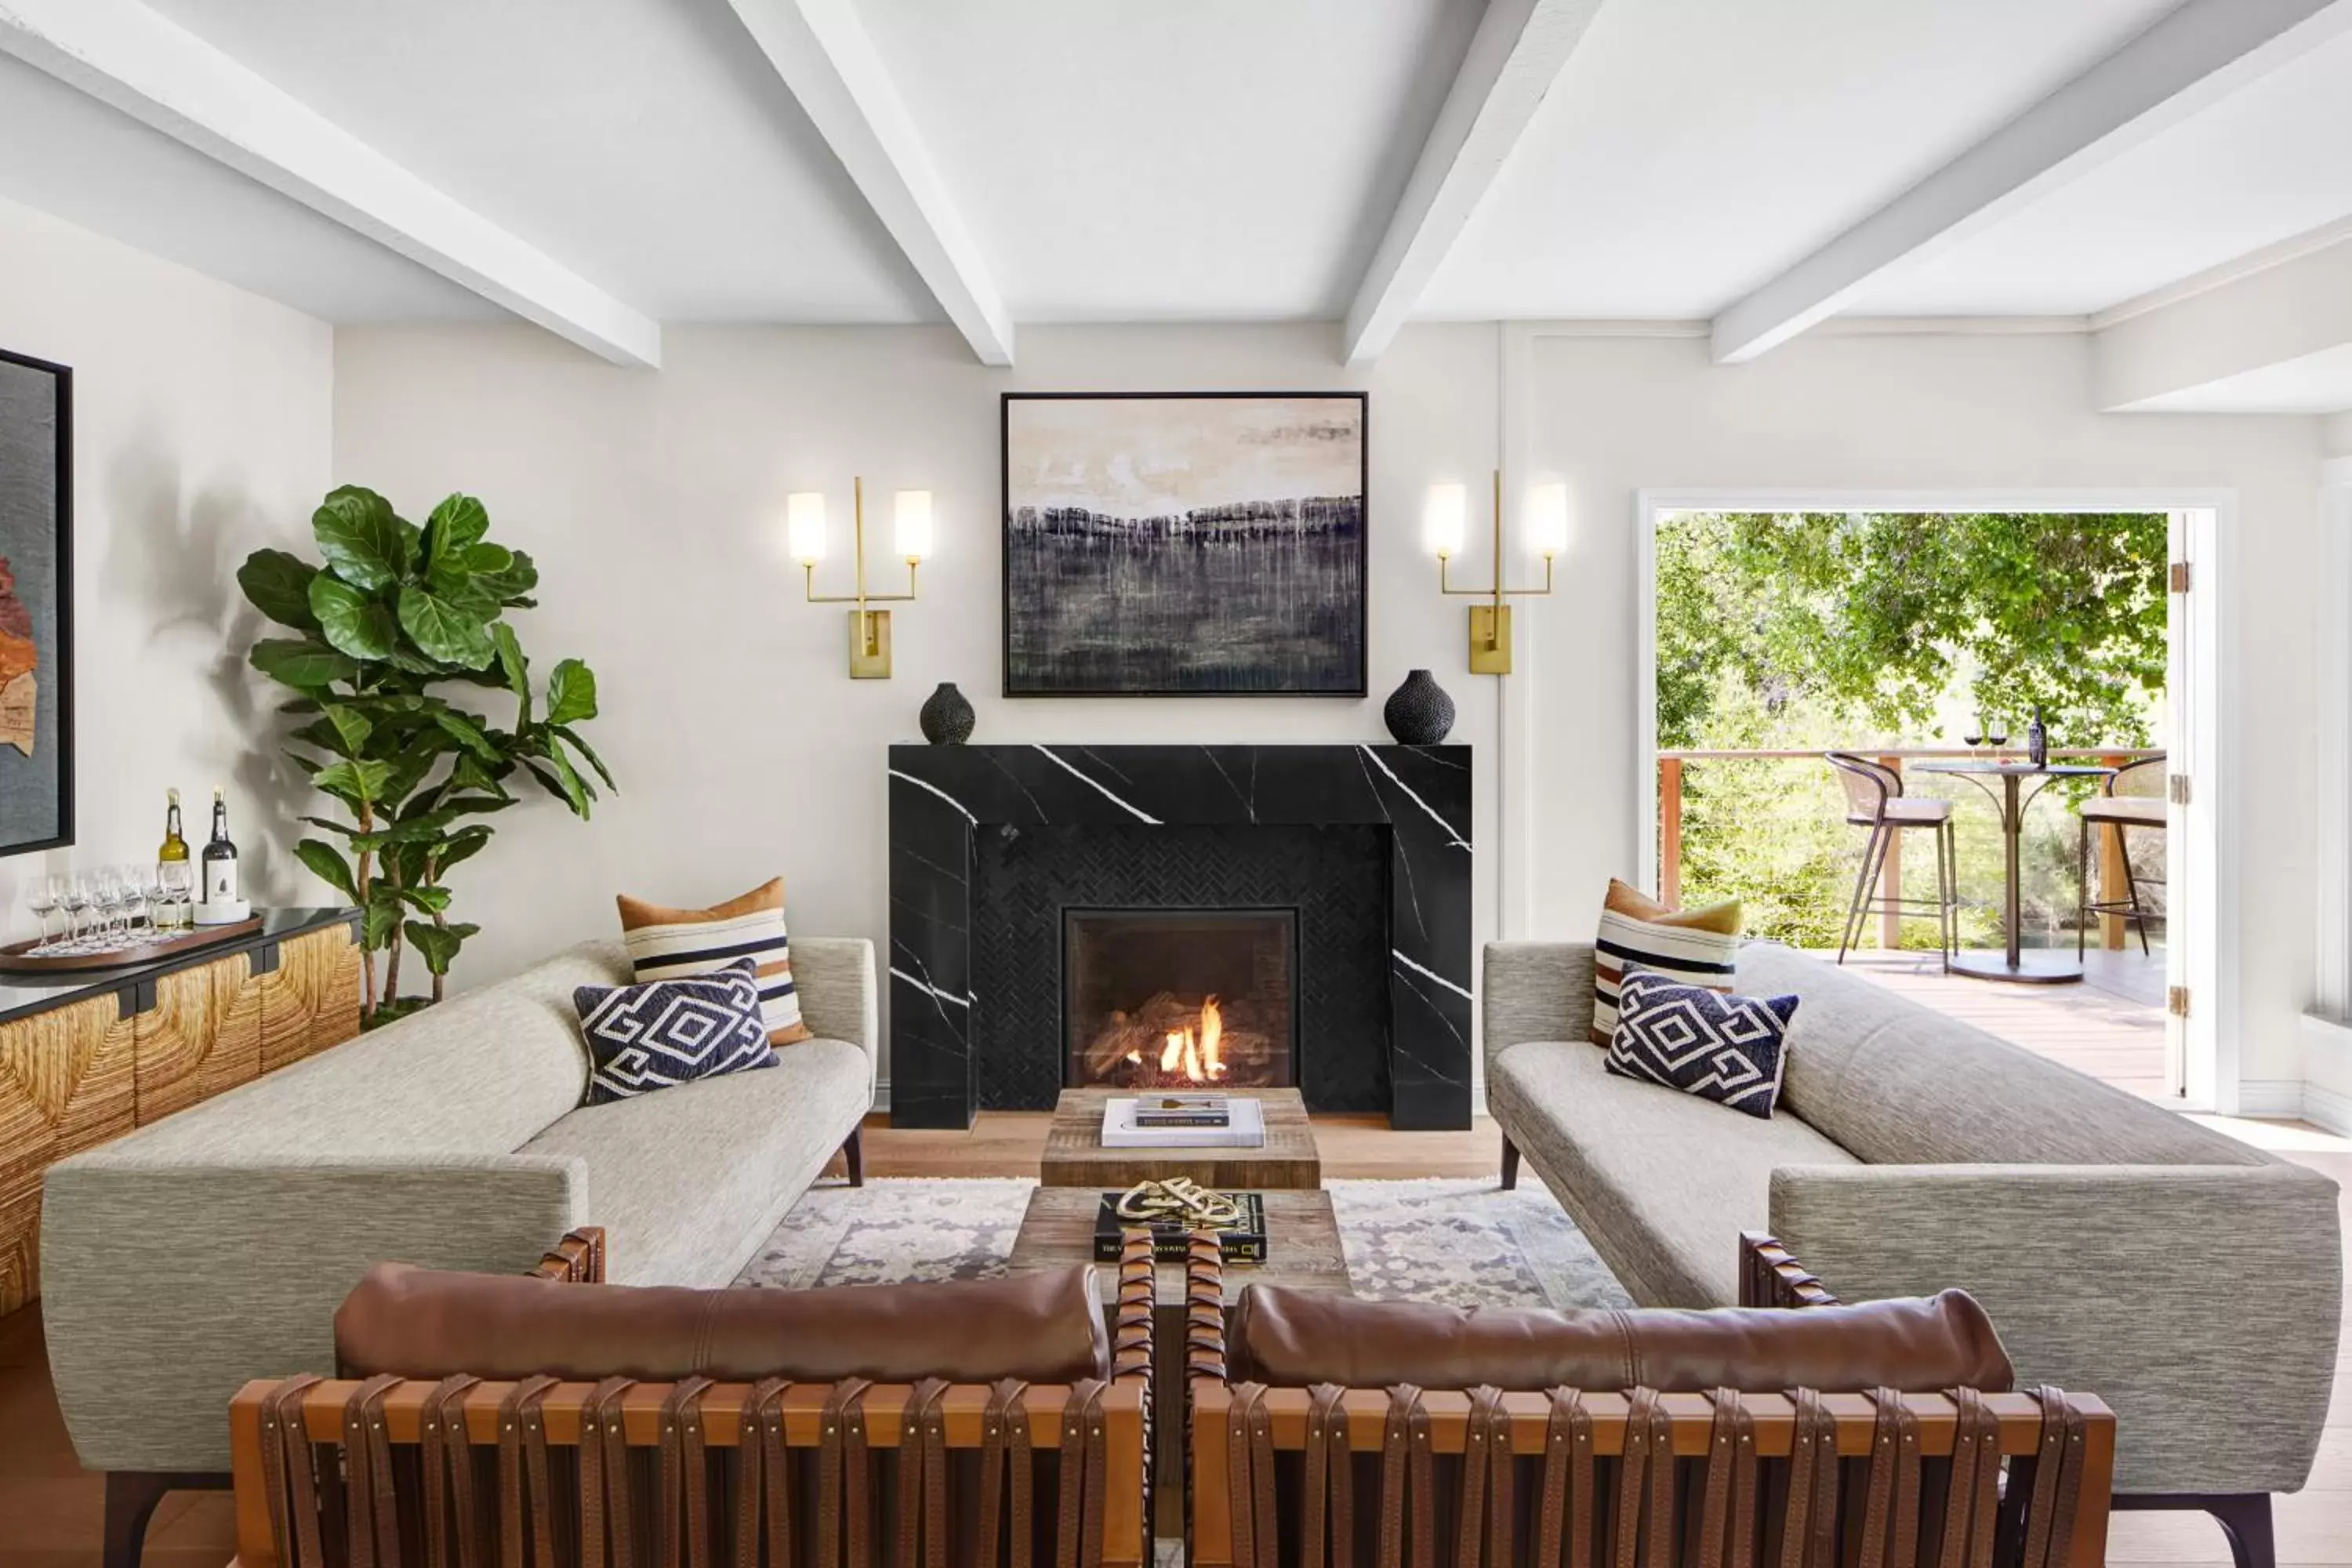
left=0, top=913, right=361, bottom=1314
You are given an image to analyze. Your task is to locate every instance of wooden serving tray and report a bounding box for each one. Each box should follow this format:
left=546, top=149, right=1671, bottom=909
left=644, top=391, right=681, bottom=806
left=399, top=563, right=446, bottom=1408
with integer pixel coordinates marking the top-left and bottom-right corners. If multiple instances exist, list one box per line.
left=0, top=916, right=265, bottom=974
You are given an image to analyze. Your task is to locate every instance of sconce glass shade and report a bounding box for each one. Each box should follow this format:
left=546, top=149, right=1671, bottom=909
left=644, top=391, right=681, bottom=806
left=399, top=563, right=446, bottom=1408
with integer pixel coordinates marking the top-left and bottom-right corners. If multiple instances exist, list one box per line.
left=786, top=492, right=828, bottom=564
left=1527, top=482, right=1570, bottom=556
left=894, top=489, right=934, bottom=561
left=1423, top=482, right=1468, bottom=558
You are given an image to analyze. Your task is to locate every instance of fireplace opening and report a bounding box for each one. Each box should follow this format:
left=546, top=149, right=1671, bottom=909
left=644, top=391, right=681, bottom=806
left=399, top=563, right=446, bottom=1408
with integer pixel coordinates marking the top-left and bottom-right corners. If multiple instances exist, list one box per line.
left=1064, top=907, right=1297, bottom=1091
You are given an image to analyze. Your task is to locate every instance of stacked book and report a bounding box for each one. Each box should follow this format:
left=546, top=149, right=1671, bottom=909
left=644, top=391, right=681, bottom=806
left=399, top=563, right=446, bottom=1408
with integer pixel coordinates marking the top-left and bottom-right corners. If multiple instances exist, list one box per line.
left=1093, top=1190, right=1268, bottom=1263
left=1098, top=1094, right=1266, bottom=1149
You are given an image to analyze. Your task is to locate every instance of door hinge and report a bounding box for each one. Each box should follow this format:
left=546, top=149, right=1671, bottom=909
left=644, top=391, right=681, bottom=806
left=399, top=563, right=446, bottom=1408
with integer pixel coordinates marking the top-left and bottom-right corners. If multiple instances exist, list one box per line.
left=2169, top=561, right=2192, bottom=593
left=2168, top=985, right=2191, bottom=1019
left=2168, top=772, right=2191, bottom=806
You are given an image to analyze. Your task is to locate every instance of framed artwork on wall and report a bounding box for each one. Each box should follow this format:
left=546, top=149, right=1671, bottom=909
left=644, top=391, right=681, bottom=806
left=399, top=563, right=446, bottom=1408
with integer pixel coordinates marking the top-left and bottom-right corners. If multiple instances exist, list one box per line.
left=0, top=348, right=72, bottom=857
left=1002, top=391, right=1367, bottom=696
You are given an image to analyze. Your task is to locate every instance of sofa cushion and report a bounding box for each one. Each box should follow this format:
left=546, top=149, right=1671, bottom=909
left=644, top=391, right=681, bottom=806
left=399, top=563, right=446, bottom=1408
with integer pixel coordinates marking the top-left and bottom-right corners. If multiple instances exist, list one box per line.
left=1737, top=944, right=2263, bottom=1168
left=1592, top=879, right=1742, bottom=1044
left=1489, top=1038, right=1858, bottom=1308
left=574, top=957, right=775, bottom=1105
left=619, top=877, right=811, bottom=1046
left=88, top=942, right=614, bottom=1163
left=1229, top=1284, right=2012, bottom=1394
left=519, top=1036, right=871, bottom=1286
left=1606, top=967, right=1796, bottom=1118
left=336, top=1261, right=1108, bottom=1385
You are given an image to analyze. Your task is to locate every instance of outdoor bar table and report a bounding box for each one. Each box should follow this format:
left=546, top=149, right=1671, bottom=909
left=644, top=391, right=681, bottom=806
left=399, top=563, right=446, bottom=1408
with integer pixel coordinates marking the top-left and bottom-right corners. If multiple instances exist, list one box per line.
left=1911, top=757, right=2114, bottom=983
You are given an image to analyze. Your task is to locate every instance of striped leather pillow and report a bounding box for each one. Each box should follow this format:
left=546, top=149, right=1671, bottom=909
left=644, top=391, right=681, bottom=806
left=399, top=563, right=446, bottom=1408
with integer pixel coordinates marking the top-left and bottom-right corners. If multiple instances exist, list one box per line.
left=617, top=877, right=812, bottom=1046
left=1591, top=878, right=1741, bottom=1045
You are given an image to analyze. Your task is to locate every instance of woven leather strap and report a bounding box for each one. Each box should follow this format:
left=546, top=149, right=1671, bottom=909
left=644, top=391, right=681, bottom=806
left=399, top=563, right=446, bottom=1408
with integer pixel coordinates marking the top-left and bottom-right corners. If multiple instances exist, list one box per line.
left=891, top=1378, right=952, bottom=1568
left=1536, top=1388, right=1592, bottom=1568
left=259, top=1376, right=327, bottom=1568
left=1783, top=1389, right=1843, bottom=1568
left=1456, top=1385, right=1512, bottom=1568
left=1376, top=1384, right=1435, bottom=1568
left=1936, top=1388, right=2002, bottom=1568
left=579, top=1377, right=635, bottom=1568
left=656, top=1376, right=716, bottom=1568
left=1690, top=1388, right=1757, bottom=1568
left=976, top=1378, right=1033, bottom=1568
left=419, top=1374, right=483, bottom=1568
left=344, top=1374, right=405, bottom=1568
left=1613, top=1388, right=1673, bottom=1568
left=1301, top=1383, right=1355, bottom=1568
left=1858, top=1389, right=1922, bottom=1568
left=1224, top=1383, right=1273, bottom=1568
left=1054, top=1378, right=1110, bottom=1568
left=493, top=1376, right=559, bottom=1568
left=735, top=1379, right=793, bottom=1568
left=2020, top=1387, right=2089, bottom=1568
left=818, top=1378, right=875, bottom=1568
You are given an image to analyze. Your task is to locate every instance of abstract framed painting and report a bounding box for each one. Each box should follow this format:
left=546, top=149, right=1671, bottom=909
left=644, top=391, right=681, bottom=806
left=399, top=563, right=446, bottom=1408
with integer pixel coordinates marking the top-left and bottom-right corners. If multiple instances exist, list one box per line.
left=0, top=348, right=71, bottom=857
left=1002, top=391, right=1367, bottom=696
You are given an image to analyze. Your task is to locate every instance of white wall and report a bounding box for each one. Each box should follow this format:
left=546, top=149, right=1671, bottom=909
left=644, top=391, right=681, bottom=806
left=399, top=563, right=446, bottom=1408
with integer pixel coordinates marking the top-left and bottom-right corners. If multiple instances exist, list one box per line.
left=331, top=322, right=1506, bottom=1088
left=0, top=196, right=332, bottom=938
left=330, top=319, right=2328, bottom=1106
left=1507, top=325, right=2325, bottom=1099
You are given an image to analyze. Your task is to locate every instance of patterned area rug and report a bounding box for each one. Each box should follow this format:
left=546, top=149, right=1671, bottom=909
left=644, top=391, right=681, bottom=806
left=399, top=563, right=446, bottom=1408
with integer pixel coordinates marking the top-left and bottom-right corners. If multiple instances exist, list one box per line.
left=734, top=1176, right=1631, bottom=1310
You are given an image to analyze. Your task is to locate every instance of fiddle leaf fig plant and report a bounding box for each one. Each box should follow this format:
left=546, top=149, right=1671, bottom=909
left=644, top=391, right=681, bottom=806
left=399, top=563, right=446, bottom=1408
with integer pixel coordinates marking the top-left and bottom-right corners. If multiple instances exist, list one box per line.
left=238, top=485, right=613, bottom=1025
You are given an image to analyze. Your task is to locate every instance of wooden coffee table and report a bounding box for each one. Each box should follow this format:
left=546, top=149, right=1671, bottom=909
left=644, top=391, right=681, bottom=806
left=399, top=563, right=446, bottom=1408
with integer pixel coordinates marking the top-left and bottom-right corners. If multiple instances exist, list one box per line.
left=1007, top=1183, right=1351, bottom=1539
left=1038, top=1087, right=1321, bottom=1190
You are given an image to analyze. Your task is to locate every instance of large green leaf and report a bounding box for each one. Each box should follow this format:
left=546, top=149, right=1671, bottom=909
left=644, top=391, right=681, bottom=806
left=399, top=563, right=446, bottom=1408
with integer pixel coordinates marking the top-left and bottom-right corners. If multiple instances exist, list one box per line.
left=553, top=724, right=615, bottom=792
left=250, top=638, right=359, bottom=688
left=477, top=549, right=539, bottom=604
left=404, top=920, right=466, bottom=975
left=289, top=704, right=372, bottom=760
left=293, top=838, right=361, bottom=902
left=397, top=586, right=497, bottom=669
left=492, top=622, right=531, bottom=724
left=314, top=486, right=412, bottom=590
left=431, top=709, right=503, bottom=761
left=435, top=825, right=495, bottom=875
left=545, top=659, right=597, bottom=724
left=398, top=885, right=453, bottom=915
left=238, top=550, right=320, bottom=630
left=461, top=542, right=514, bottom=575
left=307, top=574, right=399, bottom=660
left=314, top=757, right=394, bottom=806
left=361, top=898, right=401, bottom=952
left=422, top=494, right=490, bottom=572
left=521, top=756, right=591, bottom=817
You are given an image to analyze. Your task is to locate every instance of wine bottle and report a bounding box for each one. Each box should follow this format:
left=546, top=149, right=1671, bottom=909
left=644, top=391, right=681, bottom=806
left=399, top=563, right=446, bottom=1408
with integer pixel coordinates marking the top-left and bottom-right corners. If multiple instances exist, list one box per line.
left=201, top=786, right=240, bottom=906
left=2027, top=708, right=2049, bottom=769
left=157, top=789, right=189, bottom=929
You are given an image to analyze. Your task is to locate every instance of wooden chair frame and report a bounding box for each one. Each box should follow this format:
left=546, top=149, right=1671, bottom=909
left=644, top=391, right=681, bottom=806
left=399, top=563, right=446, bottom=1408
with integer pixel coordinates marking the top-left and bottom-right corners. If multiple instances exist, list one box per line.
left=229, top=1229, right=1158, bottom=1568
left=1189, top=1235, right=2116, bottom=1568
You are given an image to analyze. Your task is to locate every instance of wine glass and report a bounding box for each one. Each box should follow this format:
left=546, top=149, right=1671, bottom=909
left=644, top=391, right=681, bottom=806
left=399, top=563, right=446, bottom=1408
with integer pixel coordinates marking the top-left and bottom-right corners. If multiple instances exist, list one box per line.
left=93, top=866, right=126, bottom=941
left=1984, top=717, right=2009, bottom=753
left=25, top=875, right=60, bottom=946
left=158, top=862, right=194, bottom=932
left=60, top=873, right=93, bottom=943
left=1962, top=716, right=1985, bottom=755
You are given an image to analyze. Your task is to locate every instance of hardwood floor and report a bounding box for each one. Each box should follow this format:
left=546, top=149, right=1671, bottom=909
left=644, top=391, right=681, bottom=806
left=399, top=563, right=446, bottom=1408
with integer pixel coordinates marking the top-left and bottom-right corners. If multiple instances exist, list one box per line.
left=0, top=1111, right=2339, bottom=1568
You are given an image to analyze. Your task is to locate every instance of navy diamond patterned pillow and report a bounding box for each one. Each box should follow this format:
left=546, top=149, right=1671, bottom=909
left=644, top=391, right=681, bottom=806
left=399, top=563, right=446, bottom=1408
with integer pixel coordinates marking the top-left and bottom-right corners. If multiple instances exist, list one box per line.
left=574, top=956, right=777, bottom=1106
left=1604, top=964, right=1798, bottom=1119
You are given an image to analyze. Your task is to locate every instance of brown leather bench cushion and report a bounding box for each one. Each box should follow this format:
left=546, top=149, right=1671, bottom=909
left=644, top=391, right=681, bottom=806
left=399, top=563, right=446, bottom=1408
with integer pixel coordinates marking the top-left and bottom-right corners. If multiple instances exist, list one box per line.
left=1229, top=1286, right=2012, bottom=1393
left=336, top=1262, right=1109, bottom=1385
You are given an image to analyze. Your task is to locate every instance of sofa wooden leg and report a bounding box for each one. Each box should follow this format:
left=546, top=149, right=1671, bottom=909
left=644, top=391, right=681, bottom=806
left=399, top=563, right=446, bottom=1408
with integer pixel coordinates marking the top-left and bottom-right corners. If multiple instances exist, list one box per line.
left=105, top=1472, right=229, bottom=1568
left=2114, top=1493, right=2275, bottom=1568
left=1500, top=1135, right=1520, bottom=1191
left=839, top=1124, right=865, bottom=1187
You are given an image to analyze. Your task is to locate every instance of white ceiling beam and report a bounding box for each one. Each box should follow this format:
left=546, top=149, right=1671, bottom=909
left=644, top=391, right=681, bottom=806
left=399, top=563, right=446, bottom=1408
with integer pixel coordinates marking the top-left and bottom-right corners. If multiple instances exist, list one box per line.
left=1710, top=0, right=2352, bottom=365
left=2095, top=230, right=2352, bottom=410
left=1341, top=0, right=1606, bottom=366
left=0, top=0, right=661, bottom=368
left=727, top=0, right=1013, bottom=367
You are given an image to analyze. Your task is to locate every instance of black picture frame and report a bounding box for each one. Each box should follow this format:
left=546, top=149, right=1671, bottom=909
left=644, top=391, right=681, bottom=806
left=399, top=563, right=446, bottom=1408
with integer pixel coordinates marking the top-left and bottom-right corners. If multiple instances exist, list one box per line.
left=1001, top=390, right=1369, bottom=698
left=0, top=347, right=73, bottom=858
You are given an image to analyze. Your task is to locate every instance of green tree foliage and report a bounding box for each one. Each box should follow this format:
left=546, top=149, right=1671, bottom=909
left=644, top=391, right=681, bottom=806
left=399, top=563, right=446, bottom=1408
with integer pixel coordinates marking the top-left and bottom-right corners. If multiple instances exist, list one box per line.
left=1657, top=512, right=2165, bottom=949
left=238, top=487, right=612, bottom=1024
left=1657, top=511, right=2168, bottom=750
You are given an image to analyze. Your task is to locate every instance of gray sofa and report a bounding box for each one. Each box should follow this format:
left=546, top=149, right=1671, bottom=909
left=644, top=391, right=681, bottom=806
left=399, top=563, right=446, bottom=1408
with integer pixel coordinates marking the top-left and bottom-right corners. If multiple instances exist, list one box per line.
left=42, top=935, right=876, bottom=1488
left=1484, top=939, right=2340, bottom=1543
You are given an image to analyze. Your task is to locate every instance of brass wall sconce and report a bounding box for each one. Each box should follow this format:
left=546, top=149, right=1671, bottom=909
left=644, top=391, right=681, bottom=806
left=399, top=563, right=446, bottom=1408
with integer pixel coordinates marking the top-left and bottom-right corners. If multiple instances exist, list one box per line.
left=1423, top=473, right=1565, bottom=675
left=788, top=477, right=932, bottom=678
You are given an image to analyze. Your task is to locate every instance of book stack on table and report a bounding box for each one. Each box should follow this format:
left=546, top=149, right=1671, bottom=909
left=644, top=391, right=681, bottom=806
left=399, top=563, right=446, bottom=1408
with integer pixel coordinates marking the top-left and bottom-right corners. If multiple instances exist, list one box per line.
left=1093, top=1190, right=1269, bottom=1263
left=1098, top=1094, right=1267, bottom=1149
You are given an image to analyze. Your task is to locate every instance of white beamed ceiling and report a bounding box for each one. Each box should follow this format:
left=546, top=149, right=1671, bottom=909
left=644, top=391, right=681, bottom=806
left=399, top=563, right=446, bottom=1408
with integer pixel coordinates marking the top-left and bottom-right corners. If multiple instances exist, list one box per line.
left=6, top=0, right=2352, bottom=400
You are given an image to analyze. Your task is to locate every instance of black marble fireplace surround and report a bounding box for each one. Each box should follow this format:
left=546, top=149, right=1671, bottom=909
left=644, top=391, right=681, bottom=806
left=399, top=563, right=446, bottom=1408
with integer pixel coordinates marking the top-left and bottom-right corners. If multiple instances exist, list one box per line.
left=887, top=744, right=1472, bottom=1129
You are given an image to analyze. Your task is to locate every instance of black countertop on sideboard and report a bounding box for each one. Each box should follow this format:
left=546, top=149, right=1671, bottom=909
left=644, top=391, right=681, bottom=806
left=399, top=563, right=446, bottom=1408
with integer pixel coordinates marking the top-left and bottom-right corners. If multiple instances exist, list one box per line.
left=0, top=907, right=361, bottom=1027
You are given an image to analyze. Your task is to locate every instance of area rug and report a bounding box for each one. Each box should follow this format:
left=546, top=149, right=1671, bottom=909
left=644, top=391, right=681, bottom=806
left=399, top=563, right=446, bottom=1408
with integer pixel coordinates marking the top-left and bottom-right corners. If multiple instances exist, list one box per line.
left=734, top=1176, right=1631, bottom=1310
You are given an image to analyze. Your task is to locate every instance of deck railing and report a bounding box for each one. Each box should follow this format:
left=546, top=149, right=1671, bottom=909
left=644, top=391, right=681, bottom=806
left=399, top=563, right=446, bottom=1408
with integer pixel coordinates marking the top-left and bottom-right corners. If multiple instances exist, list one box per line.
left=1657, top=746, right=2163, bottom=950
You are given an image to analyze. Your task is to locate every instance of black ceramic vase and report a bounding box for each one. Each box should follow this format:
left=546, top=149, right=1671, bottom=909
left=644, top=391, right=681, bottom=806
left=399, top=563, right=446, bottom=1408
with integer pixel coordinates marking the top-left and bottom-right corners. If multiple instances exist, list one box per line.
left=919, top=681, right=975, bottom=745
left=1382, top=669, right=1455, bottom=745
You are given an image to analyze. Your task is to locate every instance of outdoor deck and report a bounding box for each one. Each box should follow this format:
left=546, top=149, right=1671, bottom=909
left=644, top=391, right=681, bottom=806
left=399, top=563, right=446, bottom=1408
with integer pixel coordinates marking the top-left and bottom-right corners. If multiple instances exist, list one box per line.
left=1808, top=946, right=2172, bottom=1100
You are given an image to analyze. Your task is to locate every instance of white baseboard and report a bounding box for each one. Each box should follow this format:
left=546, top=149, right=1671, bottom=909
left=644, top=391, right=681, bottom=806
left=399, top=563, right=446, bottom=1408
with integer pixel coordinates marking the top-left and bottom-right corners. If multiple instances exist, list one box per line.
left=2306, top=1081, right=2352, bottom=1137
left=2235, top=1078, right=2308, bottom=1119
left=2299, top=1013, right=2352, bottom=1135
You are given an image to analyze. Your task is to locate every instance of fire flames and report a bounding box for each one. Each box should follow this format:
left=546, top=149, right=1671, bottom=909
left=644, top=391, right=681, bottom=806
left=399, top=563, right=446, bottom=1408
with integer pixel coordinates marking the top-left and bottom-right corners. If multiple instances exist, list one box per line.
left=1126, top=995, right=1229, bottom=1083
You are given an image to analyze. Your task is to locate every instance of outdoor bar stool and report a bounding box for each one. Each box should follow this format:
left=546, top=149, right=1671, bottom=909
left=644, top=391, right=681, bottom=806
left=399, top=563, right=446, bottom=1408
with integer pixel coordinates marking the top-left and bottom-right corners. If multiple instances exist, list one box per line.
left=1826, top=752, right=1958, bottom=969
left=2078, top=751, right=2167, bottom=957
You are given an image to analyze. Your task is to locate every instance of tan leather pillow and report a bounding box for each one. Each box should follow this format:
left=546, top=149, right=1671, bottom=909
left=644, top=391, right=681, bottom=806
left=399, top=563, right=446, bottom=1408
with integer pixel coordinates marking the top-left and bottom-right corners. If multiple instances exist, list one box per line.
left=1592, top=877, right=1743, bottom=1044
left=617, top=877, right=811, bottom=1045
left=1229, top=1286, right=2012, bottom=1394
left=336, top=1262, right=1109, bottom=1385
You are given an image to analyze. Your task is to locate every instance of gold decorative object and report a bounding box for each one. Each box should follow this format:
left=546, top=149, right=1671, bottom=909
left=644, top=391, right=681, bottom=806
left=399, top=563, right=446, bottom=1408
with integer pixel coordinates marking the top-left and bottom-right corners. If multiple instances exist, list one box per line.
left=1112, top=1175, right=1245, bottom=1230
left=1423, top=471, right=1565, bottom=676
left=788, top=477, right=932, bottom=679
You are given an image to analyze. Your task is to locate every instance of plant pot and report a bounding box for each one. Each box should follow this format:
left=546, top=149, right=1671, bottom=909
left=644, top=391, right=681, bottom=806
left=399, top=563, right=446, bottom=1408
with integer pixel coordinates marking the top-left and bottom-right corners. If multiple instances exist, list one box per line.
left=1382, top=669, right=1455, bottom=745
left=919, top=681, right=975, bottom=745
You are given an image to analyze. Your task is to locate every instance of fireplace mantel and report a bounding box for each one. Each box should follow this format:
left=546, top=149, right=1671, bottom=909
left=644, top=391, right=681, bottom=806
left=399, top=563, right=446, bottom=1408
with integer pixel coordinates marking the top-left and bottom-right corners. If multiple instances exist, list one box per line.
left=887, top=743, right=1472, bottom=1129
